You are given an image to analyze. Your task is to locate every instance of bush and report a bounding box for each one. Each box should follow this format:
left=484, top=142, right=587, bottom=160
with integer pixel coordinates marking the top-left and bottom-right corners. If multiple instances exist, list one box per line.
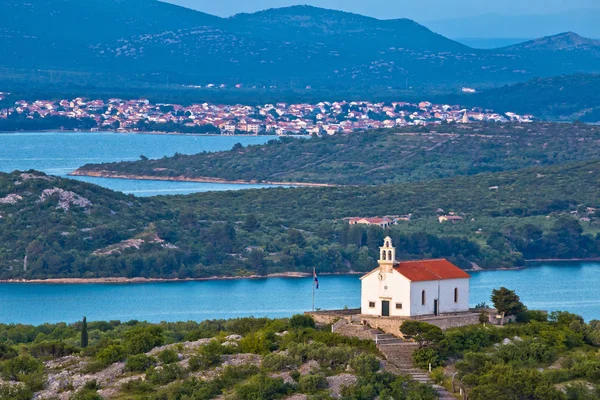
left=125, top=326, right=164, bottom=355
left=430, top=367, right=445, bottom=385
left=1, top=355, right=43, bottom=381
left=30, top=341, right=79, bottom=359
left=298, top=373, right=327, bottom=394
left=0, top=383, right=33, bottom=400
left=516, top=310, right=548, bottom=323
left=239, top=331, right=277, bottom=354
left=120, top=378, right=155, bottom=394
left=188, top=340, right=224, bottom=371
left=289, top=314, right=316, bottom=329
left=350, top=354, right=380, bottom=376
left=0, top=344, right=18, bottom=361
left=412, top=348, right=442, bottom=369
left=234, top=374, right=289, bottom=400
left=146, top=364, right=185, bottom=385
left=96, top=344, right=126, bottom=365
left=400, top=321, right=443, bottom=347
left=157, top=349, right=179, bottom=364
left=262, top=353, right=300, bottom=371
left=125, top=354, right=155, bottom=372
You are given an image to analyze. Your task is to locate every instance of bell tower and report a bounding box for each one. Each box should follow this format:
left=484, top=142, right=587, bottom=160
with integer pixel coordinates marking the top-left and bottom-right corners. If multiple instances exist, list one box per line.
left=379, top=236, right=396, bottom=273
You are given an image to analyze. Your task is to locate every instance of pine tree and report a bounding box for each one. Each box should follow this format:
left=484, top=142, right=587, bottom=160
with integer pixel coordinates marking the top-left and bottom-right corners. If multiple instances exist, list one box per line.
left=81, top=316, right=88, bottom=348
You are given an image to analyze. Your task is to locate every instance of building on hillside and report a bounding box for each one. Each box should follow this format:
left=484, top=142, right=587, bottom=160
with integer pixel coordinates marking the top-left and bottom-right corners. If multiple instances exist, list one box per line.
left=360, top=237, right=471, bottom=317
left=346, top=217, right=392, bottom=229
left=438, top=215, right=464, bottom=224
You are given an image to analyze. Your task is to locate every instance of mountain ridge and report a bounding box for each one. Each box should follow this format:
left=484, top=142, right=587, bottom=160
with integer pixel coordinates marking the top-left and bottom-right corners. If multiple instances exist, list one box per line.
left=2, top=1, right=600, bottom=91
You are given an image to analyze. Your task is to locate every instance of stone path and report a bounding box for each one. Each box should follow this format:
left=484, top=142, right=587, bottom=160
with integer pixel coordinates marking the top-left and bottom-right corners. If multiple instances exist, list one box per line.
left=333, top=320, right=455, bottom=399
left=377, top=340, right=455, bottom=400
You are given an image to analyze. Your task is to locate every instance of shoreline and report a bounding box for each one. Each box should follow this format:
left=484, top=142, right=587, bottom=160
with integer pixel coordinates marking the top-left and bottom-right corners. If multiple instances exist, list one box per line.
left=3, top=259, right=599, bottom=284
left=68, top=170, right=337, bottom=187
left=0, top=129, right=284, bottom=138
left=0, top=271, right=362, bottom=285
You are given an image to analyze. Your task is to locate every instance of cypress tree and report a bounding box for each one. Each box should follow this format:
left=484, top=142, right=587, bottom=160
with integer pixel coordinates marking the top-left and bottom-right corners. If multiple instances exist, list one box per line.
left=81, top=316, right=88, bottom=348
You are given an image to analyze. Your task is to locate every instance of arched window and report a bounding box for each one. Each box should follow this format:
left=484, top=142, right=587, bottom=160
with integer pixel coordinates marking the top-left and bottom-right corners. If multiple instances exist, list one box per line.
left=382, top=251, right=386, bottom=260
left=454, top=288, right=458, bottom=303
left=421, top=290, right=426, bottom=306
left=388, top=250, right=392, bottom=260
left=385, top=241, right=389, bottom=248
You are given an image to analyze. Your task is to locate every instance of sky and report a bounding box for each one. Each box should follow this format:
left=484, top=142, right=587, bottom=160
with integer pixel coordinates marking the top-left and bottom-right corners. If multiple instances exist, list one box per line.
left=164, top=0, right=600, bottom=21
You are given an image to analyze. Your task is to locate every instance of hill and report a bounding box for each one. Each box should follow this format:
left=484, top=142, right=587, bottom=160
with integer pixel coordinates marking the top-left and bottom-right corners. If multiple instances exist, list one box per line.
left=445, top=74, right=600, bottom=121
left=2, top=160, right=600, bottom=280
left=2, top=1, right=600, bottom=92
left=73, top=122, right=600, bottom=186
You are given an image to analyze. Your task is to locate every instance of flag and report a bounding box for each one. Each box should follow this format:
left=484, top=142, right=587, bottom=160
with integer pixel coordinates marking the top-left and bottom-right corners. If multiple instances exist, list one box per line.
left=313, top=268, right=319, bottom=289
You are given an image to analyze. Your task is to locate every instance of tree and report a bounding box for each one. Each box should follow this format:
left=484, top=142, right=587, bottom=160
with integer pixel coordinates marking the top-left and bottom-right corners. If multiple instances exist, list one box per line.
left=491, top=287, right=526, bottom=318
left=243, top=214, right=260, bottom=232
left=81, top=316, right=89, bottom=348
left=400, top=321, right=443, bottom=347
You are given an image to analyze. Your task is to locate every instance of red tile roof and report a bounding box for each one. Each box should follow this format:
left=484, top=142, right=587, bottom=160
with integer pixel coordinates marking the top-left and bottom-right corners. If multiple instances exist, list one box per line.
left=394, top=259, right=471, bottom=282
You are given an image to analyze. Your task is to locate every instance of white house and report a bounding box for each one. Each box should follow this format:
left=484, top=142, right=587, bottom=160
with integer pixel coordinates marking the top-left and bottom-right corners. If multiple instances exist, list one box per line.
left=360, top=237, right=471, bottom=317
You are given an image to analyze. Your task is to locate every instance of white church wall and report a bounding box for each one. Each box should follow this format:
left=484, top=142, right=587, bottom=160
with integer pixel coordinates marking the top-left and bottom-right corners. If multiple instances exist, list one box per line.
left=361, top=270, right=412, bottom=317
left=409, top=278, right=470, bottom=316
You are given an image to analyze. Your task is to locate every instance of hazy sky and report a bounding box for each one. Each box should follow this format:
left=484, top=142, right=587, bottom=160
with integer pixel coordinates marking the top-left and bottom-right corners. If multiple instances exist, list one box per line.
left=164, top=0, right=600, bottom=20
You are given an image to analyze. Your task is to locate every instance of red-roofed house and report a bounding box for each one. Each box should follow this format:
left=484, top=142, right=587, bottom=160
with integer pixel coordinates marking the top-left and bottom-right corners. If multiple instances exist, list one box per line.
left=360, top=237, right=470, bottom=317
left=347, top=217, right=392, bottom=229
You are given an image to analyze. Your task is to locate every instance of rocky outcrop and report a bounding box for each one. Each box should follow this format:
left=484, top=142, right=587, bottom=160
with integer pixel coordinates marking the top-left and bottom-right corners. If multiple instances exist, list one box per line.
left=39, top=188, right=92, bottom=211
left=0, top=194, right=23, bottom=204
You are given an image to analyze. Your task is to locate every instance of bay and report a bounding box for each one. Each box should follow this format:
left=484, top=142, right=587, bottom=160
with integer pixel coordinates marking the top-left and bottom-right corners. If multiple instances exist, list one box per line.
left=1, top=263, right=599, bottom=325
left=0, top=131, right=276, bottom=196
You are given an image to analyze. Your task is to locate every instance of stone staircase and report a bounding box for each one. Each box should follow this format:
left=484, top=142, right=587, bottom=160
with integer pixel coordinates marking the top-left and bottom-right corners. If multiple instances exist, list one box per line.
left=377, top=342, right=455, bottom=400
left=333, top=320, right=456, bottom=399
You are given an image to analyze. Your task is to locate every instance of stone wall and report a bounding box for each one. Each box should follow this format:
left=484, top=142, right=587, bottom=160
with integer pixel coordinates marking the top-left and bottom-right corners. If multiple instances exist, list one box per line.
left=418, top=312, right=481, bottom=330
left=305, top=309, right=360, bottom=325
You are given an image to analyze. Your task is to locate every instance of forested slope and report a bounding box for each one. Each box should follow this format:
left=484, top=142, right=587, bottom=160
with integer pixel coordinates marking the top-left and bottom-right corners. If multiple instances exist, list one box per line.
left=2, top=160, right=600, bottom=280
left=75, top=122, right=600, bottom=185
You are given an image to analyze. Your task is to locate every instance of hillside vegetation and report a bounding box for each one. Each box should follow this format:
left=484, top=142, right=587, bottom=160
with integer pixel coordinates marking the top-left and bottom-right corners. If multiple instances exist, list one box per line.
left=3, top=307, right=600, bottom=399
left=75, top=122, right=600, bottom=186
left=2, top=1, right=600, bottom=91
left=1, top=160, right=600, bottom=280
left=448, top=74, right=600, bottom=122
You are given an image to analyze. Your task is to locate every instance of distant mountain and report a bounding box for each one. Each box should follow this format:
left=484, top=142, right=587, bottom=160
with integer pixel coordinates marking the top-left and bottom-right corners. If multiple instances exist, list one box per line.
left=2, top=1, right=600, bottom=91
left=502, top=32, right=600, bottom=52
left=424, top=10, right=600, bottom=40
left=442, top=73, right=600, bottom=122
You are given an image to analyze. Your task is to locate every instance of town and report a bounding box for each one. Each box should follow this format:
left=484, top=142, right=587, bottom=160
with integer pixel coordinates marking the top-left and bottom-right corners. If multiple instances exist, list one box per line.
left=0, top=92, right=533, bottom=135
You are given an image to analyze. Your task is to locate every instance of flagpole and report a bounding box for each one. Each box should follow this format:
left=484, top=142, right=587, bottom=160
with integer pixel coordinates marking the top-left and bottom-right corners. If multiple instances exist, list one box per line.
left=312, top=267, right=315, bottom=311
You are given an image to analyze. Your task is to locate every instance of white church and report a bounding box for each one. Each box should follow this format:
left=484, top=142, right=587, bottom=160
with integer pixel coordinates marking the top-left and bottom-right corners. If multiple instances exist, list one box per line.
left=360, top=237, right=471, bottom=317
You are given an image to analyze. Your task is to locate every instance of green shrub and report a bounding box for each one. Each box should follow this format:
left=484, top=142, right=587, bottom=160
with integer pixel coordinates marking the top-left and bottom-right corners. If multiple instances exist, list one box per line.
left=234, top=374, right=289, bottom=400
left=429, top=367, right=445, bottom=385
left=124, top=326, right=164, bottom=355
left=400, top=321, right=443, bottom=346
left=125, top=354, right=155, bottom=372
left=0, top=383, right=33, bottom=400
left=0, top=344, right=19, bottom=361
left=298, top=373, right=327, bottom=394
left=1, top=355, right=43, bottom=381
left=412, top=347, right=442, bottom=369
left=350, top=354, right=380, bottom=376
left=96, top=344, right=126, bottom=365
left=146, top=364, right=184, bottom=385
left=120, top=378, right=155, bottom=394
left=289, top=314, right=316, bottom=329
left=29, top=341, right=79, bottom=359
left=262, top=353, right=300, bottom=371
left=239, top=331, right=277, bottom=354
left=188, top=340, right=224, bottom=371
left=516, top=310, right=548, bottom=323
left=157, top=349, right=179, bottom=364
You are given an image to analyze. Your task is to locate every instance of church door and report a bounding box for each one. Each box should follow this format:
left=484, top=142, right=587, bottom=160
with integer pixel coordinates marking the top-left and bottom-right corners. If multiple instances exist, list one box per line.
left=381, top=300, right=390, bottom=317
left=433, top=299, right=439, bottom=316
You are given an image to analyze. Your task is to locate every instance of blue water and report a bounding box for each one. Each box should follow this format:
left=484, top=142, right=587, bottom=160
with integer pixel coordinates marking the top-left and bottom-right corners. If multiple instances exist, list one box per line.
left=0, top=131, right=276, bottom=196
left=1, top=263, right=598, bottom=325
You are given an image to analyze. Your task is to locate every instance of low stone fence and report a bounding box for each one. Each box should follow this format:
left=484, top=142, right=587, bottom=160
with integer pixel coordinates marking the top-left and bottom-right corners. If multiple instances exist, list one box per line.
left=305, top=309, right=361, bottom=325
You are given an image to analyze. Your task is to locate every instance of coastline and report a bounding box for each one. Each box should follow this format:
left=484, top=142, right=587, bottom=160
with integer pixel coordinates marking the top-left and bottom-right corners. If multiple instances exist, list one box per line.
left=0, top=271, right=362, bottom=285
left=68, top=170, right=337, bottom=188
left=0, top=129, right=283, bottom=138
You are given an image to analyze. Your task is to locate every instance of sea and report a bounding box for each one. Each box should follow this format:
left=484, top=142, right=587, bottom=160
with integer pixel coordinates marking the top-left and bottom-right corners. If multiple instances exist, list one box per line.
left=0, top=131, right=598, bottom=325
left=0, top=131, right=277, bottom=196
left=1, top=262, right=599, bottom=325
